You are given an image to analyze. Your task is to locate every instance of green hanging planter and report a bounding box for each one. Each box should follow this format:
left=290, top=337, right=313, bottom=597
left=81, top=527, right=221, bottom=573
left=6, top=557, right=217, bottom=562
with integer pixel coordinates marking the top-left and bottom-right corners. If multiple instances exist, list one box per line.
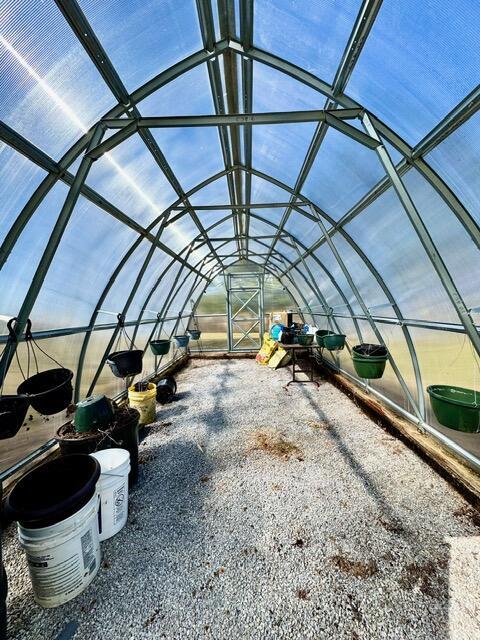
left=188, top=330, right=201, bottom=340
left=323, top=333, right=346, bottom=351
left=427, top=385, right=480, bottom=433
left=352, top=344, right=388, bottom=379
left=297, top=333, right=314, bottom=346
left=74, top=395, right=114, bottom=433
left=150, top=339, right=171, bottom=356
left=315, top=330, right=332, bottom=347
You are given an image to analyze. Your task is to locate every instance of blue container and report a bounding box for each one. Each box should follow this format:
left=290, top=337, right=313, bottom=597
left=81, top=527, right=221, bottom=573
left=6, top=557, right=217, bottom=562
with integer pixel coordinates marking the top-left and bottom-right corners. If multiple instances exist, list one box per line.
left=174, top=335, right=190, bottom=348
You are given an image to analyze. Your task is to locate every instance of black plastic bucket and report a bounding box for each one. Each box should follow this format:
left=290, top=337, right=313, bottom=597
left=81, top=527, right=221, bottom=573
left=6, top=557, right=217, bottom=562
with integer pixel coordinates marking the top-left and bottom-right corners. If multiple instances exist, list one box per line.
left=111, top=408, right=140, bottom=487
left=6, top=454, right=100, bottom=529
left=17, top=368, right=73, bottom=416
left=156, top=377, right=176, bottom=404
left=0, top=395, right=30, bottom=439
left=106, top=350, right=143, bottom=378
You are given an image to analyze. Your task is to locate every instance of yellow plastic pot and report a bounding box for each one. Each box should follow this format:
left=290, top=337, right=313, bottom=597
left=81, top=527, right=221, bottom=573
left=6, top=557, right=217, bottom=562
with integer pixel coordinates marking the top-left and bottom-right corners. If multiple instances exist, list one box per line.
left=128, top=382, right=156, bottom=425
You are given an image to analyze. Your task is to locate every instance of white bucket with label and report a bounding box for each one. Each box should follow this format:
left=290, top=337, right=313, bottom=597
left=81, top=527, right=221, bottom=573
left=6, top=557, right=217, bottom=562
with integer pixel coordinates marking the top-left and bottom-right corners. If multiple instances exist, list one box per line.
left=17, top=492, right=101, bottom=608
left=90, top=449, right=130, bottom=541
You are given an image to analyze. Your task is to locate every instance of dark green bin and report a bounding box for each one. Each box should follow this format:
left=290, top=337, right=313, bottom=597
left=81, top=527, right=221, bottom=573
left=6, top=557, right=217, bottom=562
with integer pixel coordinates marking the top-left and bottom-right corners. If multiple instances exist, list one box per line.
left=352, top=356, right=387, bottom=379
left=315, top=330, right=332, bottom=347
left=427, top=385, right=480, bottom=433
left=150, top=339, right=171, bottom=356
left=323, top=333, right=346, bottom=351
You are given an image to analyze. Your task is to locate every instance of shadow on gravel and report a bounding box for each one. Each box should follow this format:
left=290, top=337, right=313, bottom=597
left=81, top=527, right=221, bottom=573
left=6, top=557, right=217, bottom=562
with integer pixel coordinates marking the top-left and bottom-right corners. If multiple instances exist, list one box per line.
left=298, top=382, right=451, bottom=639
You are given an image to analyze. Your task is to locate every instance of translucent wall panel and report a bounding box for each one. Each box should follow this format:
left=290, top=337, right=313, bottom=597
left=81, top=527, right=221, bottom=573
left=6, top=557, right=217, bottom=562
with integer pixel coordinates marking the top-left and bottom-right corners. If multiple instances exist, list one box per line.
left=0, top=1, right=113, bottom=158
left=78, top=0, right=202, bottom=92
left=252, top=123, right=316, bottom=187
left=264, top=274, right=295, bottom=314
left=0, top=333, right=84, bottom=474
left=254, top=0, right=361, bottom=82
left=409, top=327, right=480, bottom=459
left=126, top=251, right=175, bottom=320
left=253, top=62, right=325, bottom=111
left=86, top=133, right=177, bottom=226
left=331, top=233, right=392, bottom=314
left=144, top=263, right=186, bottom=319
left=138, top=64, right=213, bottom=116
left=302, top=128, right=385, bottom=219
left=0, top=146, right=47, bottom=242
left=152, top=127, right=224, bottom=192
left=80, top=328, right=125, bottom=398
left=345, top=187, right=459, bottom=323
left=31, top=197, right=139, bottom=329
left=0, top=182, right=67, bottom=323
left=311, top=245, right=361, bottom=313
left=348, top=0, right=480, bottom=144
left=427, top=113, right=480, bottom=225
left=403, top=169, right=480, bottom=312
left=95, top=240, right=150, bottom=324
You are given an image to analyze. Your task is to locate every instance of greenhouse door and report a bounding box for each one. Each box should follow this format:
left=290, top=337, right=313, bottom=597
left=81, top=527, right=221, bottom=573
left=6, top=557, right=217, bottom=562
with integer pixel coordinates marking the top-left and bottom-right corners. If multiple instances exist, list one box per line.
left=227, top=273, right=264, bottom=351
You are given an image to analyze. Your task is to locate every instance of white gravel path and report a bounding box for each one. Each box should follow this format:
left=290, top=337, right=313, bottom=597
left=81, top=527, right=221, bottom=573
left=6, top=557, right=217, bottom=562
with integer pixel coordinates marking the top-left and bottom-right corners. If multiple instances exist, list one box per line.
left=3, top=358, right=480, bottom=639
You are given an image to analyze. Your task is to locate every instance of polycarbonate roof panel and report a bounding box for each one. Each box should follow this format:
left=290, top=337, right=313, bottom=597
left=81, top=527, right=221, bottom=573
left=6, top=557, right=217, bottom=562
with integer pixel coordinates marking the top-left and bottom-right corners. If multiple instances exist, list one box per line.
left=188, top=176, right=231, bottom=206
left=152, top=127, right=224, bottom=192
left=427, top=113, right=480, bottom=225
left=254, top=0, right=361, bottom=82
left=348, top=0, right=480, bottom=144
left=85, top=133, right=177, bottom=226
left=138, top=64, right=214, bottom=116
left=250, top=174, right=292, bottom=203
left=0, top=0, right=113, bottom=158
left=128, top=256, right=180, bottom=319
left=302, top=128, right=385, bottom=220
left=208, top=218, right=235, bottom=239
left=78, top=0, right=202, bottom=93
left=253, top=61, right=325, bottom=112
left=0, top=145, right=47, bottom=242
left=252, top=122, right=317, bottom=188
left=284, top=212, right=323, bottom=248
left=160, top=214, right=199, bottom=252
left=31, top=197, right=139, bottom=329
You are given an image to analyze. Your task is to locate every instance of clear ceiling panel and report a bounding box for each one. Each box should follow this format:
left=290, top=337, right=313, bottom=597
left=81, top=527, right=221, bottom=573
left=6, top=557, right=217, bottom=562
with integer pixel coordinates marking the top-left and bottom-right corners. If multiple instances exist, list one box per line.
left=85, top=133, right=177, bottom=227
left=160, top=214, right=199, bottom=253
left=208, top=218, right=235, bottom=239
left=252, top=122, right=317, bottom=187
left=427, top=112, right=480, bottom=225
left=189, top=176, right=231, bottom=206
left=131, top=259, right=182, bottom=320
left=138, top=64, right=214, bottom=116
left=253, top=61, right=325, bottom=112
left=254, top=0, right=362, bottom=83
left=284, top=211, right=323, bottom=248
left=348, top=0, right=480, bottom=144
left=302, top=128, right=385, bottom=220
left=152, top=126, right=224, bottom=192
left=78, top=0, right=202, bottom=93
left=250, top=173, right=293, bottom=203
left=0, top=0, right=113, bottom=158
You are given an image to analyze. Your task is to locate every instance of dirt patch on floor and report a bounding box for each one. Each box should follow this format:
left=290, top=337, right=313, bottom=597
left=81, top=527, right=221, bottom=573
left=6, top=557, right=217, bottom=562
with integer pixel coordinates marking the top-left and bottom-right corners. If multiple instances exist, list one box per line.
left=453, top=504, right=480, bottom=529
left=331, top=555, right=378, bottom=578
left=399, top=560, right=447, bottom=597
left=248, top=430, right=303, bottom=460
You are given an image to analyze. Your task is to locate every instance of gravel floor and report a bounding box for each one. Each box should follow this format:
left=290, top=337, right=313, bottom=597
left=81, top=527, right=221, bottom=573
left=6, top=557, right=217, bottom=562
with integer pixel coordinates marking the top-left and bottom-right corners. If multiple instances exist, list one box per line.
left=4, top=358, right=480, bottom=640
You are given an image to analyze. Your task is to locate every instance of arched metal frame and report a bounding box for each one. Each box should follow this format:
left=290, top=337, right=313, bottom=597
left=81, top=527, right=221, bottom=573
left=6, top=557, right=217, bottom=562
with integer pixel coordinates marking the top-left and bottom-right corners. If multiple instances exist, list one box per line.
left=0, top=0, right=479, bottom=470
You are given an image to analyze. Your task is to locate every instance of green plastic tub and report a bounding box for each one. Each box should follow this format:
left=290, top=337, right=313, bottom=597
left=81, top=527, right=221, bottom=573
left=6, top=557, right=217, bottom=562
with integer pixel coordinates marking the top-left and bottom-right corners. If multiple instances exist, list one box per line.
left=150, top=339, right=171, bottom=356
left=323, top=333, right=346, bottom=351
left=427, top=385, right=480, bottom=433
left=74, top=395, right=114, bottom=434
left=315, top=330, right=332, bottom=347
left=352, top=356, right=387, bottom=379
left=297, top=333, right=314, bottom=346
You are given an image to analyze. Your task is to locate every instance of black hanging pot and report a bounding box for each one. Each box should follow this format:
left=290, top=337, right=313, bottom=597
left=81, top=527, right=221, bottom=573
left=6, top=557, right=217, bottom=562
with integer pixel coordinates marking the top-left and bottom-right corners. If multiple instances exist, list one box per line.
left=280, top=328, right=295, bottom=345
left=0, top=395, right=30, bottom=439
left=106, top=350, right=143, bottom=379
left=17, top=368, right=73, bottom=416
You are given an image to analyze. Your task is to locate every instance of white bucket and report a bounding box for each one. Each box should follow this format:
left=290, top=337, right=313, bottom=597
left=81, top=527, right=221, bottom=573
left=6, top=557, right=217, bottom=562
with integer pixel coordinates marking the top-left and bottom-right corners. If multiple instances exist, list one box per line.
left=90, top=449, right=130, bottom=542
left=17, top=492, right=100, bottom=608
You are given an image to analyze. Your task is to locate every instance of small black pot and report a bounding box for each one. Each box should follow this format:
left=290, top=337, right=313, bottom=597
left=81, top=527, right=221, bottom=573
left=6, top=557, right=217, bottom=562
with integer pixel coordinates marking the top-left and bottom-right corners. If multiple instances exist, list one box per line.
left=156, top=376, right=176, bottom=404
left=106, top=350, right=143, bottom=378
left=0, top=395, right=30, bottom=439
left=17, top=368, right=73, bottom=416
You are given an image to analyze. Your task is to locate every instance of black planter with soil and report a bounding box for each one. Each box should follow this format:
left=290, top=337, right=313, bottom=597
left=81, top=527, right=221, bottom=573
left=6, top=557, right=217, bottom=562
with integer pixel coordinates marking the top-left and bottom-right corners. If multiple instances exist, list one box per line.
left=55, top=406, right=140, bottom=486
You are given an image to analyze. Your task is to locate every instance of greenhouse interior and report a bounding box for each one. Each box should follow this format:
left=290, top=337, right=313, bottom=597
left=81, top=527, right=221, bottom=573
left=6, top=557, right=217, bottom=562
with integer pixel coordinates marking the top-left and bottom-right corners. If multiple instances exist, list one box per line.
left=0, top=0, right=480, bottom=638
